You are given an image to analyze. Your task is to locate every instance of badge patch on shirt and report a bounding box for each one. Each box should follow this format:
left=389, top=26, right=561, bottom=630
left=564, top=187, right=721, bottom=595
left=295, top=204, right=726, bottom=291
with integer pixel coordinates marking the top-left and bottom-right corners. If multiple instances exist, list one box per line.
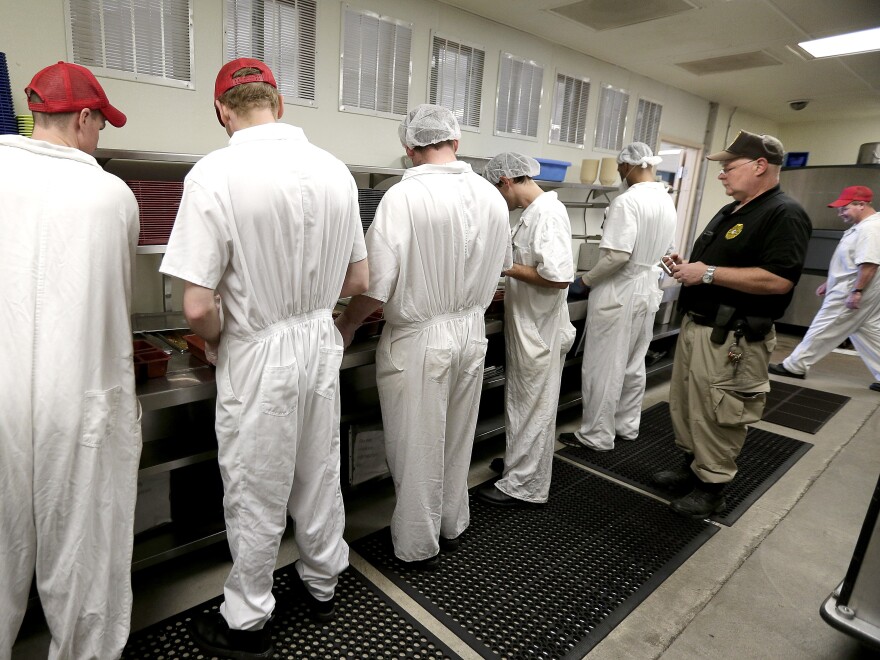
left=725, top=223, right=744, bottom=239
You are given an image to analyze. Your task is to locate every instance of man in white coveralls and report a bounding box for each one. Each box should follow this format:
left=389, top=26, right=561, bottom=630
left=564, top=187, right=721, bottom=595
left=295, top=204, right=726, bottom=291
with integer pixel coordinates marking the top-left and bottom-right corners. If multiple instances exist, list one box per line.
left=160, top=58, right=368, bottom=658
left=477, top=152, right=576, bottom=507
left=0, top=61, right=141, bottom=660
left=336, top=104, right=511, bottom=568
left=770, top=185, right=880, bottom=391
left=560, top=142, right=676, bottom=452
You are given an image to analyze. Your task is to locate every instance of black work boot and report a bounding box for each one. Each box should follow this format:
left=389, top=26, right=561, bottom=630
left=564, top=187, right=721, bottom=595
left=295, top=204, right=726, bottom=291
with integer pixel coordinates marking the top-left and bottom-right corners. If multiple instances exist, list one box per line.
left=189, top=612, right=274, bottom=659
left=291, top=561, right=337, bottom=623
left=651, top=453, right=696, bottom=492
left=669, top=481, right=727, bottom=519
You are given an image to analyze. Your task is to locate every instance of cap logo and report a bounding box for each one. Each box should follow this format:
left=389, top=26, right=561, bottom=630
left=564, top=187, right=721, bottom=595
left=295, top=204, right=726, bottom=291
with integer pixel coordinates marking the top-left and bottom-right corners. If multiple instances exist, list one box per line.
left=725, top=223, right=744, bottom=239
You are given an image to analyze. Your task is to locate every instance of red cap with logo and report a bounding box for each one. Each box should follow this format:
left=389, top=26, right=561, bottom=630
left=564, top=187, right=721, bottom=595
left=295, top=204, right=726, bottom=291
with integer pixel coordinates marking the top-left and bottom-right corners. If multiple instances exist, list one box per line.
left=828, top=185, right=873, bottom=208
left=25, top=62, right=126, bottom=128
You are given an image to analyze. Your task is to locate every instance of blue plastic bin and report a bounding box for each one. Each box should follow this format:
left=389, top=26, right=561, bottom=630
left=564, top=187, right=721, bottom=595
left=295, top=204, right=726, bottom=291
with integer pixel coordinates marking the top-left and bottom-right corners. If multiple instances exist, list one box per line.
left=535, top=158, right=571, bottom=182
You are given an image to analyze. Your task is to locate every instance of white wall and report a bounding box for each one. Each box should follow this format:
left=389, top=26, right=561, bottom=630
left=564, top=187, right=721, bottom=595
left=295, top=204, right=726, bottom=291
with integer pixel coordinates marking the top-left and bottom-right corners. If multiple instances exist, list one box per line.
left=14, top=0, right=865, bottom=310
left=779, top=117, right=880, bottom=166
left=1, top=0, right=711, bottom=170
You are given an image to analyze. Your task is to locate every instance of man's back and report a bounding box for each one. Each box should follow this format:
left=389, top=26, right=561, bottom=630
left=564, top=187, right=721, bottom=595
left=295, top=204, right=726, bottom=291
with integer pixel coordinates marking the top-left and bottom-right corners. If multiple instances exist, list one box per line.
left=165, top=123, right=361, bottom=337
left=0, top=136, right=138, bottom=401
left=366, top=161, right=510, bottom=324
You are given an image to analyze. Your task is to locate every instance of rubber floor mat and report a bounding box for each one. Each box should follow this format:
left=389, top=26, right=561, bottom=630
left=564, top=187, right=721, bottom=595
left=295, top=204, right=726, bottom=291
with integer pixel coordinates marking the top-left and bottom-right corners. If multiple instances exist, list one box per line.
left=764, top=379, right=850, bottom=433
left=559, top=401, right=812, bottom=525
left=353, top=458, right=717, bottom=659
left=122, top=565, right=461, bottom=659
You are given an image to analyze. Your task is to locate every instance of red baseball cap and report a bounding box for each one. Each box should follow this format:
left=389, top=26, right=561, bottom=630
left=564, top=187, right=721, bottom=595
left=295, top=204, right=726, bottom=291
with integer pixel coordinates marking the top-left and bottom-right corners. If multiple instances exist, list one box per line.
left=213, top=58, right=278, bottom=126
left=25, top=61, right=126, bottom=128
left=214, top=58, right=277, bottom=101
left=828, top=185, right=873, bottom=208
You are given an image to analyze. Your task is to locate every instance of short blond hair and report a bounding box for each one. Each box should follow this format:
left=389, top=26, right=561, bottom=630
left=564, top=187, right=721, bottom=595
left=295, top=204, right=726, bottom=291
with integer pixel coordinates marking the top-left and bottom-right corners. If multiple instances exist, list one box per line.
left=217, top=67, right=280, bottom=117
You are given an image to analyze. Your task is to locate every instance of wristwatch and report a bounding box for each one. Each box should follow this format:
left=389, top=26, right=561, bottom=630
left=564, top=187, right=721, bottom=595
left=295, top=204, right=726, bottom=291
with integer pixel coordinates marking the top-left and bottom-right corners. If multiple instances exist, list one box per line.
left=702, top=265, right=717, bottom=285
left=852, top=288, right=864, bottom=294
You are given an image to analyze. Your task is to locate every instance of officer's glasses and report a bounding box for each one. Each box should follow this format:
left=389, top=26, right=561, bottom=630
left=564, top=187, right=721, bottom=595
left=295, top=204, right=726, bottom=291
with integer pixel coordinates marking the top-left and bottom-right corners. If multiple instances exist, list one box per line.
left=718, top=159, right=756, bottom=175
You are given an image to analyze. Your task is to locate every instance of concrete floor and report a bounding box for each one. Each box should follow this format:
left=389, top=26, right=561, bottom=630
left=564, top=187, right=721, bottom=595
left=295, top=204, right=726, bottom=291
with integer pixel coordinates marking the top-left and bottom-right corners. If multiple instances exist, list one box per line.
left=11, top=333, right=880, bottom=659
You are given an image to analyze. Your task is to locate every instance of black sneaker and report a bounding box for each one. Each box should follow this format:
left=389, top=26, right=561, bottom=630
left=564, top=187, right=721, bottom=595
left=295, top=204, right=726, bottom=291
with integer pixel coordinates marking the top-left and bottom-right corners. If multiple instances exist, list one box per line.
left=439, top=535, right=461, bottom=552
left=870, top=382, right=880, bottom=392
left=404, top=554, right=440, bottom=571
left=488, top=457, right=504, bottom=473
left=291, top=562, right=336, bottom=623
left=652, top=466, right=696, bottom=492
left=768, top=363, right=805, bottom=379
left=189, top=612, right=274, bottom=660
left=669, top=484, right=727, bottom=519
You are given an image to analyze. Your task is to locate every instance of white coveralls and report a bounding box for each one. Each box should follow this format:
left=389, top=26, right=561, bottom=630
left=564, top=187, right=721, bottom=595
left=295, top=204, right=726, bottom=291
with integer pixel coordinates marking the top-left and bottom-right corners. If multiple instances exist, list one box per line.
left=782, top=213, right=880, bottom=379
left=365, top=161, right=511, bottom=562
left=576, top=181, right=677, bottom=450
left=495, top=192, right=576, bottom=503
left=161, top=123, right=364, bottom=629
left=0, top=136, right=141, bottom=660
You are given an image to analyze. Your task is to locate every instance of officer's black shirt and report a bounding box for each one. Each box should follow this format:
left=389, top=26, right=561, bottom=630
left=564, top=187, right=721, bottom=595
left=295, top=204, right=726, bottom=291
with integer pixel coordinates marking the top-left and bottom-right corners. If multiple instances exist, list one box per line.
left=679, top=185, right=811, bottom=320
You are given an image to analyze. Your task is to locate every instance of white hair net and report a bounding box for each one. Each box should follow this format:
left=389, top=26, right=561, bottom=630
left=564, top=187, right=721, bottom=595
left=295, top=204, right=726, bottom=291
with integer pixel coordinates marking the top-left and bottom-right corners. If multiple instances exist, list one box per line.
left=617, top=142, right=663, bottom=168
left=483, top=152, right=541, bottom=184
left=398, top=104, right=462, bottom=148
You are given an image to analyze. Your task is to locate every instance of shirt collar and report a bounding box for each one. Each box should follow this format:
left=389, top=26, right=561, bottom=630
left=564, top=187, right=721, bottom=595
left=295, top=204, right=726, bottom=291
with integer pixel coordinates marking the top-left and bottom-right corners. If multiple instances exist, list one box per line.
left=228, top=122, right=308, bottom=146
left=0, top=134, right=100, bottom=168
left=402, top=160, right=473, bottom=180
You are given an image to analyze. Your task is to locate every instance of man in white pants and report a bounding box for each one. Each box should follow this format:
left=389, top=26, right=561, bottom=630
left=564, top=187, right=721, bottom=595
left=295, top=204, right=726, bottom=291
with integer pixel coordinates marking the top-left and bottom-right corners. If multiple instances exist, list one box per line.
left=0, top=62, right=140, bottom=660
left=336, top=105, right=511, bottom=567
left=161, top=58, right=367, bottom=658
left=770, top=185, right=880, bottom=390
left=477, top=153, right=576, bottom=507
left=560, top=142, right=677, bottom=451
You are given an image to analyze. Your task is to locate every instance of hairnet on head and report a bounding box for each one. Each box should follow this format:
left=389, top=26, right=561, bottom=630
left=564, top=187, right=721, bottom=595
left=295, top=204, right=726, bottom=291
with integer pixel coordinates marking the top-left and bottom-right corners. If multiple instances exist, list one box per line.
left=483, top=152, right=541, bottom=184
left=618, top=142, right=663, bottom=168
left=398, top=104, right=462, bottom=148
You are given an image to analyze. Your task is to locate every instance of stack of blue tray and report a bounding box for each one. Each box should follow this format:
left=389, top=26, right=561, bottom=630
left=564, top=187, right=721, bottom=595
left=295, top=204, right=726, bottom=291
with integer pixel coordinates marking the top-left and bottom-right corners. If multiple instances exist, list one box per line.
left=0, top=52, right=19, bottom=135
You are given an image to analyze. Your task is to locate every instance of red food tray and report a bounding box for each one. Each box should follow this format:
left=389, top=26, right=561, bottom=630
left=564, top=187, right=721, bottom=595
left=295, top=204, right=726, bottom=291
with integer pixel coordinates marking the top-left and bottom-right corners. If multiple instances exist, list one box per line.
left=183, top=333, right=214, bottom=367
left=133, top=341, right=171, bottom=382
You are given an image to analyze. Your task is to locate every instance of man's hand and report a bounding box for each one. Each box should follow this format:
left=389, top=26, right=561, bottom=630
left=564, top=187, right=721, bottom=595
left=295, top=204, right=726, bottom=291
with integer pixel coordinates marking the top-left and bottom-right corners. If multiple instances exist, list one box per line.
left=846, top=291, right=862, bottom=310
left=569, top=276, right=590, bottom=296
left=816, top=281, right=827, bottom=296
left=335, top=315, right=356, bottom=348
left=205, top=341, right=219, bottom=365
left=672, top=260, right=708, bottom=287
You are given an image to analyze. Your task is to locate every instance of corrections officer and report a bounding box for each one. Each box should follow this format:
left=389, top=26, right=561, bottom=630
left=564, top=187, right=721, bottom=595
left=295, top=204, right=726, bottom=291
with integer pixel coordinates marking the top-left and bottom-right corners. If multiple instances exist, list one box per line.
left=655, top=131, right=810, bottom=518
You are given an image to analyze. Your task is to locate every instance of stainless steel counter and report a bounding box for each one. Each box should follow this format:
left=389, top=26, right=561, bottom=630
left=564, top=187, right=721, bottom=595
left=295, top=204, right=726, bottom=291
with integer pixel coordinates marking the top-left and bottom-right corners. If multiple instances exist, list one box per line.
left=135, top=303, right=591, bottom=411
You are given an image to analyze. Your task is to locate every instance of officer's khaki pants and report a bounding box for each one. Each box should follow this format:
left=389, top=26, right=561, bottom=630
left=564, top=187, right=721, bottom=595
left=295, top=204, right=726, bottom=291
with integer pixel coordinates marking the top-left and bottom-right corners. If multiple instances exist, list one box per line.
left=668, top=315, right=776, bottom=483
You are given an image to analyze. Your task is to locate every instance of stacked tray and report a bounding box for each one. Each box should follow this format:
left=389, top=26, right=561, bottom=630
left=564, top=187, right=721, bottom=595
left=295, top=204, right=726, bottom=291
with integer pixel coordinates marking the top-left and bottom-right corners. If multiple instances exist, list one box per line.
left=357, top=188, right=386, bottom=233
left=126, top=180, right=184, bottom=245
left=0, top=52, right=18, bottom=136
left=16, top=114, right=33, bottom=137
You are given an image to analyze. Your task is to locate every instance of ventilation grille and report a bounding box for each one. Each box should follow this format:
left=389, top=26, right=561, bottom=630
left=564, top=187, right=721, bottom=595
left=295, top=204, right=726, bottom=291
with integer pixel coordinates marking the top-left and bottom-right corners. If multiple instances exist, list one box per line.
left=548, top=0, right=697, bottom=31
left=676, top=51, right=782, bottom=75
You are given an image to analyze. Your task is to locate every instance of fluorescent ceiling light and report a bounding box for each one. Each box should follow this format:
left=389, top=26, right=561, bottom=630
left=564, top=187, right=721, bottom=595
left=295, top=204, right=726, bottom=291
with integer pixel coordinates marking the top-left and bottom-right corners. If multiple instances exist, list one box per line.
left=658, top=149, right=682, bottom=155
left=798, top=27, right=880, bottom=58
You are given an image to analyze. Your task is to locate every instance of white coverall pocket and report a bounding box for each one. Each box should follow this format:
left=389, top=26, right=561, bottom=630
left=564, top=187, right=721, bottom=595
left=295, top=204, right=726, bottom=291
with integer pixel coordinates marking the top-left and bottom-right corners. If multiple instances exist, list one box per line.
left=81, top=385, right=121, bottom=448
left=711, top=387, right=765, bottom=427
left=260, top=362, right=299, bottom=416
left=462, top=338, right=489, bottom=378
left=559, top=322, right=576, bottom=354
left=425, top=346, right=453, bottom=383
left=315, top=346, right=344, bottom=399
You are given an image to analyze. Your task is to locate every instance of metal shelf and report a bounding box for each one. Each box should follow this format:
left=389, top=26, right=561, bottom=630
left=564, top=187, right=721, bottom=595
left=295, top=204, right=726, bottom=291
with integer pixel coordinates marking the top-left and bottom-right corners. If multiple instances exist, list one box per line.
left=137, top=245, right=167, bottom=255
left=132, top=522, right=227, bottom=572
left=139, top=435, right=217, bottom=477
left=95, top=148, right=204, bottom=164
